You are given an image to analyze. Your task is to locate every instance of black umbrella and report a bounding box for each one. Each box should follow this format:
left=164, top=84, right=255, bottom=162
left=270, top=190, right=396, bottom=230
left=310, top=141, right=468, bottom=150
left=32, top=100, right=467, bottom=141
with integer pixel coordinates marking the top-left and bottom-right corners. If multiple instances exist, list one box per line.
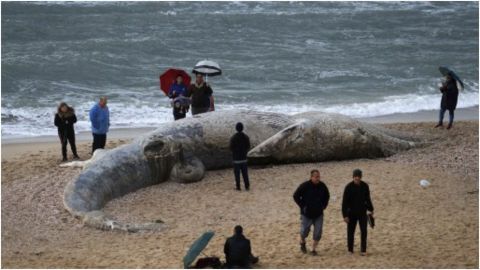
left=439, top=66, right=464, bottom=90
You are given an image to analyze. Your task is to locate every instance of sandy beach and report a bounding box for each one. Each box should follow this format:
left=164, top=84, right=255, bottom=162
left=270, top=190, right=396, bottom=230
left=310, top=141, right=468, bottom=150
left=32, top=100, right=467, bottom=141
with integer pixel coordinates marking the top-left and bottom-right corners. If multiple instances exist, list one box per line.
left=1, top=111, right=478, bottom=268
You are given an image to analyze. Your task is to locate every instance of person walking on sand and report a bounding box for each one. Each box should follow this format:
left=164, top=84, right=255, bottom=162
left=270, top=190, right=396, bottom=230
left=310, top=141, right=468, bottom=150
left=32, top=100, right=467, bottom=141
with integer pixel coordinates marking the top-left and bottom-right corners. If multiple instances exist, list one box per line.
left=293, top=169, right=330, bottom=256
left=168, top=74, right=190, bottom=120
left=224, top=225, right=259, bottom=268
left=187, top=73, right=213, bottom=115
left=435, top=72, right=459, bottom=130
left=89, top=96, right=110, bottom=154
left=229, top=122, right=251, bottom=191
left=342, top=169, right=374, bottom=256
left=54, top=102, right=80, bottom=161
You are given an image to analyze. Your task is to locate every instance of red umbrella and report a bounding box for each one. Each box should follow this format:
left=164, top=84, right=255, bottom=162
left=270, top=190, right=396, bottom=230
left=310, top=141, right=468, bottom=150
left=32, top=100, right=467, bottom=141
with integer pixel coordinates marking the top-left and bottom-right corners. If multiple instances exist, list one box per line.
left=159, top=68, right=191, bottom=96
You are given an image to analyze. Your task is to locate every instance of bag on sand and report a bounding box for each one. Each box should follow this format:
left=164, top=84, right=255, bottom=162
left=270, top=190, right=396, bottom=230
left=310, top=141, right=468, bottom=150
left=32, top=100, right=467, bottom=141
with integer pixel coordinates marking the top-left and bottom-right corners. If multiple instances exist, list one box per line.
left=192, top=256, right=223, bottom=269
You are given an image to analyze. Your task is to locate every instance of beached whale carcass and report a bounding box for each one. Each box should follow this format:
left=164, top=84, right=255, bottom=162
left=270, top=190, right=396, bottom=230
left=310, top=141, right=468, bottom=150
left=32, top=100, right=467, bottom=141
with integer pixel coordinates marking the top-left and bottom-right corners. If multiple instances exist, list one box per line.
left=64, top=110, right=420, bottom=232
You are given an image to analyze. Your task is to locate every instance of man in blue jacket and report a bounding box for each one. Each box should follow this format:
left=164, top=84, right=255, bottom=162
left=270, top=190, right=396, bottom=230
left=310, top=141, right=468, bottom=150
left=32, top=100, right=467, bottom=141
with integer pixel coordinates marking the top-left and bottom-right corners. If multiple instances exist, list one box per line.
left=293, top=169, right=330, bottom=256
left=89, top=97, right=110, bottom=154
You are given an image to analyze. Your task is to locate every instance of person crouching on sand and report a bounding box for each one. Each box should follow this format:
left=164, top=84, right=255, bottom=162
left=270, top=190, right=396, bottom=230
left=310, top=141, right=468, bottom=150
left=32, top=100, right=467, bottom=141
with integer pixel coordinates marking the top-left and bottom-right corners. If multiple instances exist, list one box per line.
left=293, top=169, right=330, bottom=256
left=54, top=102, right=79, bottom=161
left=342, top=169, right=374, bottom=256
left=224, top=225, right=259, bottom=268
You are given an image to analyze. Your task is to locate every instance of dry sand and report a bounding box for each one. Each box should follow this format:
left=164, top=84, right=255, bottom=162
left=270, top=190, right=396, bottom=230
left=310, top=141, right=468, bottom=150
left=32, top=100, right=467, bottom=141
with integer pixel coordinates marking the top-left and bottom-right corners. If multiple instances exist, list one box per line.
left=1, top=121, right=478, bottom=268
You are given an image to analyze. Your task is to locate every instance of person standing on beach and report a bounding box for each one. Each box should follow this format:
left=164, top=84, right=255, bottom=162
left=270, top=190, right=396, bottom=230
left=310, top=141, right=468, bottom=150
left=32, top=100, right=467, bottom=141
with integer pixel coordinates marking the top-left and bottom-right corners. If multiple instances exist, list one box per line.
left=293, top=169, right=330, bottom=256
left=89, top=97, right=110, bottom=154
left=187, top=74, right=213, bottom=115
left=229, top=122, right=251, bottom=191
left=435, top=73, right=459, bottom=130
left=342, top=169, right=374, bottom=256
left=54, top=102, right=79, bottom=161
left=168, top=74, right=190, bottom=120
left=224, top=225, right=259, bottom=268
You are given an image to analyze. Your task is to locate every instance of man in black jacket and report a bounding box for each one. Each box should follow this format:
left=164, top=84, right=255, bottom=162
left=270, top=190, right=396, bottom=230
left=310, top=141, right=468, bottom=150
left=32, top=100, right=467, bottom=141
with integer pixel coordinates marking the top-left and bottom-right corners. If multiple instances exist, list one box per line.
left=187, top=74, right=213, bottom=115
left=293, top=169, right=330, bottom=256
left=224, top=225, right=259, bottom=268
left=342, top=169, right=374, bottom=256
left=229, top=122, right=251, bottom=191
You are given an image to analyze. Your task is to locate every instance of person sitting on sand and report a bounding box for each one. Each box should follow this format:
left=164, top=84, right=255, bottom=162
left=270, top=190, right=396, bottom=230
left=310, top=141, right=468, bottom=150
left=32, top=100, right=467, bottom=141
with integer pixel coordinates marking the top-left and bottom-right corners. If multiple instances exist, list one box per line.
left=293, top=169, right=330, bottom=256
left=342, top=169, right=374, bottom=256
left=435, top=73, right=459, bottom=130
left=229, top=122, right=251, bottom=191
left=187, top=74, right=213, bottom=115
left=224, top=225, right=259, bottom=268
left=54, top=102, right=80, bottom=161
left=168, top=74, right=190, bottom=120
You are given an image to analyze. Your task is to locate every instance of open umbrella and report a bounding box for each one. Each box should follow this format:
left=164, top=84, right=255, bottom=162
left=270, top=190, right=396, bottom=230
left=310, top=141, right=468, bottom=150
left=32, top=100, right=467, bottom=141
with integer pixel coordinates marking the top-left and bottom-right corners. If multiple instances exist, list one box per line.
left=183, top=231, right=215, bottom=269
left=192, top=60, right=222, bottom=82
left=159, top=68, right=191, bottom=96
left=439, top=66, right=464, bottom=90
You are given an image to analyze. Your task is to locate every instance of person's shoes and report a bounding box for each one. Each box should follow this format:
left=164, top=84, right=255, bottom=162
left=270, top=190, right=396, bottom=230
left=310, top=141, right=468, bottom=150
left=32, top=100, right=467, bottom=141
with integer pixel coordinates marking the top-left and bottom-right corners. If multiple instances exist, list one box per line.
left=434, top=123, right=443, bottom=128
left=62, top=157, right=68, bottom=162
left=360, top=252, right=367, bottom=256
left=447, top=124, right=452, bottom=130
left=310, top=250, right=318, bottom=256
left=348, top=251, right=354, bottom=255
left=73, top=155, right=80, bottom=160
left=236, top=187, right=241, bottom=191
left=245, top=187, right=250, bottom=191
left=300, top=243, right=307, bottom=254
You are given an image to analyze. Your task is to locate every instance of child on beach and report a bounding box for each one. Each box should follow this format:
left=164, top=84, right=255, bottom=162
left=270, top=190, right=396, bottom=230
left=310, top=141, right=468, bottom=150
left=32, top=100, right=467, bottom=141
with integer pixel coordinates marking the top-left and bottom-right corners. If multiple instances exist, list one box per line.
left=168, top=74, right=190, bottom=120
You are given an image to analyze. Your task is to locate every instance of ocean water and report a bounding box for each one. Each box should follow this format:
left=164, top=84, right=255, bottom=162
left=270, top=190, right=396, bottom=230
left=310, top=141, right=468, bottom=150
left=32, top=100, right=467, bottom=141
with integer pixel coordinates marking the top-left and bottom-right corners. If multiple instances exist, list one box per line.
left=2, top=1, right=479, bottom=138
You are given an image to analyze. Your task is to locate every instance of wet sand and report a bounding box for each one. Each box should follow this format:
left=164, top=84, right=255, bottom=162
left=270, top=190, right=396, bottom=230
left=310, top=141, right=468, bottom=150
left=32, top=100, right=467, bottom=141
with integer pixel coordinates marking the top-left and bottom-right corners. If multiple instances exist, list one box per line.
left=1, top=119, right=478, bottom=268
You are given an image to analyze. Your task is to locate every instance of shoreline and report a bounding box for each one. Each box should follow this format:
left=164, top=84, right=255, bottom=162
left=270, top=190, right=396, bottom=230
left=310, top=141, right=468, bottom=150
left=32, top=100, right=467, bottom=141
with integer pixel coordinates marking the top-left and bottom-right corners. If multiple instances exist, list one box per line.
left=1, top=106, right=478, bottom=161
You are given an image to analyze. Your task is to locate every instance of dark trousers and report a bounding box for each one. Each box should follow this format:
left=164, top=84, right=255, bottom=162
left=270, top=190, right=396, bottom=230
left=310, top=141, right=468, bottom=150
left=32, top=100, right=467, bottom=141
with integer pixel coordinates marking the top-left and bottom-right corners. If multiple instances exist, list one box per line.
left=92, top=133, right=107, bottom=154
left=173, top=112, right=186, bottom=120
left=59, top=132, right=78, bottom=159
left=226, top=254, right=258, bottom=269
left=439, top=108, right=454, bottom=125
left=173, top=108, right=186, bottom=120
left=233, top=162, right=250, bottom=190
left=191, top=107, right=209, bottom=115
left=347, top=214, right=368, bottom=253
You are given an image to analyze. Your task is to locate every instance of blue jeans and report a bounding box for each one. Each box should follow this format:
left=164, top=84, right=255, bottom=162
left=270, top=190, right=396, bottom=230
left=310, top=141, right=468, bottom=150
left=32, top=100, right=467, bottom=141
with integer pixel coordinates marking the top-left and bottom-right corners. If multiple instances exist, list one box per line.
left=439, top=108, right=454, bottom=125
left=233, top=162, right=250, bottom=190
left=300, top=214, right=324, bottom=241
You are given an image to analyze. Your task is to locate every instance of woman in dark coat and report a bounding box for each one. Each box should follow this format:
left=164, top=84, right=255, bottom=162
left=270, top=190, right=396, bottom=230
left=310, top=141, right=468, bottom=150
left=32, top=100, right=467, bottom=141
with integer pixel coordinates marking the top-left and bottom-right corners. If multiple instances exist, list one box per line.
left=54, top=102, right=79, bottom=161
left=435, top=73, right=459, bottom=130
